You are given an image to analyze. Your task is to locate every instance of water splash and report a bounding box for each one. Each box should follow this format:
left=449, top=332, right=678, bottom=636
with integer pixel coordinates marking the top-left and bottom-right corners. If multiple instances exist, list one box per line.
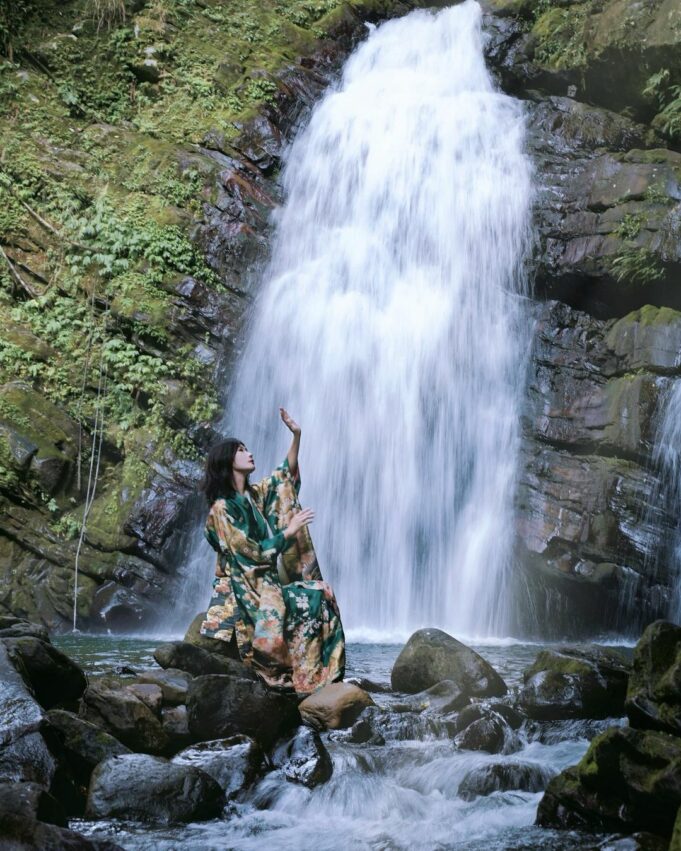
left=213, top=1, right=533, bottom=638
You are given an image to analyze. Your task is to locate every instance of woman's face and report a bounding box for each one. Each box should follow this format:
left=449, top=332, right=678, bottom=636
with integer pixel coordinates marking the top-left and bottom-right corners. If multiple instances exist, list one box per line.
left=232, top=444, right=255, bottom=475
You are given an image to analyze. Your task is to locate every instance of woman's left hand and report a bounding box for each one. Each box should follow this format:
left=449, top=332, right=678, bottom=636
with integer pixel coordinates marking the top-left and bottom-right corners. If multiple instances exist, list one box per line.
left=280, top=407, right=301, bottom=436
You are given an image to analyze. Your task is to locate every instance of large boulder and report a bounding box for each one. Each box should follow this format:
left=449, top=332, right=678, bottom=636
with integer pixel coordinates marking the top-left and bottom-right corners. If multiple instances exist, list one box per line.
left=271, top=726, right=333, bottom=788
left=172, top=735, right=263, bottom=799
left=391, top=629, right=507, bottom=697
left=186, top=674, right=298, bottom=747
left=2, top=636, right=87, bottom=709
left=626, top=620, right=681, bottom=735
left=519, top=646, right=630, bottom=720
left=41, top=709, right=130, bottom=811
left=0, top=617, right=49, bottom=641
left=298, top=682, right=374, bottom=731
left=86, top=753, right=224, bottom=824
left=536, top=726, right=681, bottom=836
left=153, top=641, right=250, bottom=677
left=458, top=761, right=554, bottom=800
left=79, top=678, right=170, bottom=755
left=0, top=643, right=56, bottom=788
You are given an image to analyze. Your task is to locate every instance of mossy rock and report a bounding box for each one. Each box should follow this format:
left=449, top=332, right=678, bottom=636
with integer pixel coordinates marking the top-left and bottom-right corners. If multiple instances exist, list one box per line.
left=537, top=725, right=681, bottom=835
left=519, top=646, right=630, bottom=720
left=626, top=620, right=681, bottom=736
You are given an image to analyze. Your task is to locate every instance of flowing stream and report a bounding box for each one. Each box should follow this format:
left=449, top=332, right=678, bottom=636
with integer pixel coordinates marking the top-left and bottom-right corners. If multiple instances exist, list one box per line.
left=62, top=635, right=622, bottom=851
left=177, top=0, right=534, bottom=639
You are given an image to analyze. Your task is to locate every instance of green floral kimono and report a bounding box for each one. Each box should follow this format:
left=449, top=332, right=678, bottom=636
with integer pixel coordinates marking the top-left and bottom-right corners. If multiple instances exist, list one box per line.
left=199, top=458, right=345, bottom=695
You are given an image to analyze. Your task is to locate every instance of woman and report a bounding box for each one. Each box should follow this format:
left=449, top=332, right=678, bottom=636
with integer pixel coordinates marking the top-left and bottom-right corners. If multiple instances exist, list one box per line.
left=198, top=408, right=345, bottom=696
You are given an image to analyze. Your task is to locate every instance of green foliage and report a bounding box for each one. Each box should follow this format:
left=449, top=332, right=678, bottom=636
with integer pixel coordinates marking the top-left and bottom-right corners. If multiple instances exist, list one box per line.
left=643, top=68, right=681, bottom=142
left=532, top=5, right=588, bottom=69
left=611, top=247, right=665, bottom=286
left=614, top=213, right=645, bottom=242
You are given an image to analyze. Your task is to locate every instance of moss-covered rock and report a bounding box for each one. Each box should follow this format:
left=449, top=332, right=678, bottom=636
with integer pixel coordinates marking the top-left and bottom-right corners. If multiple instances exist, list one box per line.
left=626, top=620, right=681, bottom=735
left=519, top=646, right=630, bottom=720
left=536, top=726, right=681, bottom=836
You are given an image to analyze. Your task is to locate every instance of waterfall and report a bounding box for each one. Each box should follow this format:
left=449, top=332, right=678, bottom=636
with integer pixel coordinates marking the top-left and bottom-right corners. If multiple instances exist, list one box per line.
left=181, top=0, right=533, bottom=639
left=649, top=379, right=681, bottom=623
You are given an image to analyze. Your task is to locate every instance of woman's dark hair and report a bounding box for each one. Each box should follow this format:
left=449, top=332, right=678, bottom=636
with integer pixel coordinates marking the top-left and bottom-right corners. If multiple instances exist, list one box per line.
left=200, top=438, right=248, bottom=505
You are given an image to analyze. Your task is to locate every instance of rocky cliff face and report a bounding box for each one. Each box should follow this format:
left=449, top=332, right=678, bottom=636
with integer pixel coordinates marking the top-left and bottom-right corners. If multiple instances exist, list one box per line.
left=2, top=0, right=680, bottom=636
left=0, top=0, right=421, bottom=631
left=483, top=0, right=681, bottom=635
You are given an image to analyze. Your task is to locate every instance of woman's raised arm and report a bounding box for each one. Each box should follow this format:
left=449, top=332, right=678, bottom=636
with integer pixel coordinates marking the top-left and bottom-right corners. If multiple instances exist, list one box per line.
left=280, top=407, right=301, bottom=478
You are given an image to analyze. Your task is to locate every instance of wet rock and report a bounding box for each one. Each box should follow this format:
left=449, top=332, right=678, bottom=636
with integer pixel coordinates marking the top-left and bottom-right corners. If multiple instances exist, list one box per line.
left=160, top=705, right=191, bottom=751
left=454, top=708, right=519, bottom=755
left=298, top=682, right=374, bottom=731
left=86, top=753, right=224, bottom=824
left=41, top=709, right=131, bottom=816
left=391, top=629, right=507, bottom=697
left=0, top=643, right=56, bottom=787
left=0, top=731, right=56, bottom=787
left=126, top=683, right=163, bottom=715
left=458, top=761, right=555, bottom=800
left=135, top=668, right=192, bottom=706
left=0, top=780, right=117, bottom=849
left=347, top=717, right=385, bottom=746
left=519, top=645, right=630, bottom=720
left=626, top=620, right=681, bottom=736
left=271, top=726, right=332, bottom=788
left=489, top=702, right=525, bottom=730
left=42, top=709, right=131, bottom=776
left=2, top=635, right=87, bottom=709
left=172, top=735, right=262, bottom=798
left=153, top=640, right=249, bottom=677
left=343, top=705, right=443, bottom=744
left=79, top=677, right=170, bottom=755
left=186, top=674, right=298, bottom=747
left=395, top=679, right=469, bottom=715
left=536, top=726, right=681, bottom=836
left=0, top=617, right=49, bottom=641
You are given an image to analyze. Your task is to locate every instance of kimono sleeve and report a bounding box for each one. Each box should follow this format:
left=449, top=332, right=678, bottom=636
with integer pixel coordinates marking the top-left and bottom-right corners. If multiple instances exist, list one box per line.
left=205, top=499, right=286, bottom=565
left=251, top=457, right=301, bottom=506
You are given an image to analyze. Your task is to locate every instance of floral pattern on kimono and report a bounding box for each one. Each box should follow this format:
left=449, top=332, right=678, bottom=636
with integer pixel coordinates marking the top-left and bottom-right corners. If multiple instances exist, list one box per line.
left=199, top=457, right=345, bottom=695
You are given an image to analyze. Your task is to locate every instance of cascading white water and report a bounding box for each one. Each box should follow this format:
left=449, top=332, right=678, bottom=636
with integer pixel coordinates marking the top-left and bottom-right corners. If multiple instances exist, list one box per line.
left=210, top=0, right=533, bottom=639
left=651, top=379, right=681, bottom=622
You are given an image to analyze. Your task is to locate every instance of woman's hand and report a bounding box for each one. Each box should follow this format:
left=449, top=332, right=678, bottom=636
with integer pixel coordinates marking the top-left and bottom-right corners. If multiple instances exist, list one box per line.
left=284, top=508, right=315, bottom=539
left=280, top=407, right=301, bottom=436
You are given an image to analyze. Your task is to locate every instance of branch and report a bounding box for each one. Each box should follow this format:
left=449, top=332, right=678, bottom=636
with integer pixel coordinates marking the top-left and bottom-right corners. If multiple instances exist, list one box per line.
left=0, top=244, right=40, bottom=298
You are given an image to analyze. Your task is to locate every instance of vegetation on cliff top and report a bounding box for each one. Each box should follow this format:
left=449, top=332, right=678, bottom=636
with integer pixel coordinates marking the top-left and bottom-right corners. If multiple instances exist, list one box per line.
left=0, top=0, right=372, bottom=522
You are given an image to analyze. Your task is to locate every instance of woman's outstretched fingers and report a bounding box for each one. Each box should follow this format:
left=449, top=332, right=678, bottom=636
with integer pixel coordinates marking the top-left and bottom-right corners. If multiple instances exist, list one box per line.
left=279, top=407, right=301, bottom=434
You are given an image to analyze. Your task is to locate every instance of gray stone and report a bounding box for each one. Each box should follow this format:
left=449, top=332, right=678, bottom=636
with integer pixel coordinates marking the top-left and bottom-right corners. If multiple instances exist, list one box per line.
left=391, top=629, right=507, bottom=697
left=172, top=735, right=262, bottom=798
left=186, top=674, right=298, bottom=747
left=86, top=753, right=224, bottom=824
left=271, top=726, right=332, bottom=788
